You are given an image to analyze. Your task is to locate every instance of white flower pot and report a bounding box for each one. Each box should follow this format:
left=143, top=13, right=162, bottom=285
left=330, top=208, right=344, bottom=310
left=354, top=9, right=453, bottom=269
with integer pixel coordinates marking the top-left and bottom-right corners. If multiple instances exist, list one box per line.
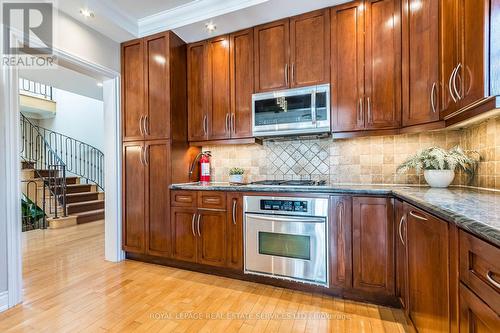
left=229, top=174, right=244, bottom=183
left=423, top=170, right=455, bottom=188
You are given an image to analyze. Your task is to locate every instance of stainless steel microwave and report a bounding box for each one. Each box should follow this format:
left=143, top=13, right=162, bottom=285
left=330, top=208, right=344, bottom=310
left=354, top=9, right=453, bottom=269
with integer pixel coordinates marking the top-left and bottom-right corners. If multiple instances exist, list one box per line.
left=252, top=84, right=330, bottom=137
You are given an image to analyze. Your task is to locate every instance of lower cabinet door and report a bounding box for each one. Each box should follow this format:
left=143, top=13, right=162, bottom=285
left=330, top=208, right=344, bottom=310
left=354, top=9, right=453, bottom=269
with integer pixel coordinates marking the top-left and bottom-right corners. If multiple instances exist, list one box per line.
left=171, top=207, right=198, bottom=263
left=226, top=194, right=243, bottom=270
left=459, top=283, right=500, bottom=333
left=197, top=209, right=227, bottom=267
left=329, top=196, right=352, bottom=289
left=352, top=197, right=395, bottom=296
left=406, top=205, right=450, bottom=333
left=122, top=142, right=146, bottom=254
left=146, top=141, right=171, bottom=257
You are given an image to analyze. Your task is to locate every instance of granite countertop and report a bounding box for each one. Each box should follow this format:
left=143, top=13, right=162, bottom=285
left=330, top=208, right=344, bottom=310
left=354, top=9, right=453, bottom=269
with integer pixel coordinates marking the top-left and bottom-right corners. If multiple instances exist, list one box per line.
left=170, top=182, right=500, bottom=247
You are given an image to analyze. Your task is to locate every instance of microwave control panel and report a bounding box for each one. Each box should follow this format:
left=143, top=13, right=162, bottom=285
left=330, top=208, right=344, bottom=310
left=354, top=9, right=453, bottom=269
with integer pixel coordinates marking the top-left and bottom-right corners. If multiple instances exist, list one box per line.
left=260, top=200, right=308, bottom=212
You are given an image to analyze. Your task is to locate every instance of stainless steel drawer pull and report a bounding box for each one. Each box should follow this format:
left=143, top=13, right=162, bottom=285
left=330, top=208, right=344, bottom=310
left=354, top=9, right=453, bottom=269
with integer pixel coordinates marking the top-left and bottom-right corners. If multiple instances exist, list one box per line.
left=409, top=211, right=428, bottom=221
left=431, top=82, right=437, bottom=113
left=449, top=66, right=459, bottom=103
left=197, top=214, right=202, bottom=236
left=232, top=199, right=237, bottom=225
left=486, top=271, right=500, bottom=289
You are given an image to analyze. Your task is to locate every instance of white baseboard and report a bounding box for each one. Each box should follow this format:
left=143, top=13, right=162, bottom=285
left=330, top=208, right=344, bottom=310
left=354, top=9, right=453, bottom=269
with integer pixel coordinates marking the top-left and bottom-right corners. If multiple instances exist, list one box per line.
left=0, top=291, right=8, bottom=312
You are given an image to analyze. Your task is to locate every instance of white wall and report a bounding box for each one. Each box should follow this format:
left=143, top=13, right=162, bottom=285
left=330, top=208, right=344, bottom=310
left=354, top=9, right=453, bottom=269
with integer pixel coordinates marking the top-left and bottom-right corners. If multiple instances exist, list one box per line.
left=55, top=11, right=121, bottom=73
left=39, top=89, right=105, bottom=151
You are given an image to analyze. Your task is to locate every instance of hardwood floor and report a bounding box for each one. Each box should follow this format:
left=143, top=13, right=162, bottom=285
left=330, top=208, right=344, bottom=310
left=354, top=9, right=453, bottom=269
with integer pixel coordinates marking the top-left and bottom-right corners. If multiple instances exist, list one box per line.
left=0, top=221, right=410, bottom=332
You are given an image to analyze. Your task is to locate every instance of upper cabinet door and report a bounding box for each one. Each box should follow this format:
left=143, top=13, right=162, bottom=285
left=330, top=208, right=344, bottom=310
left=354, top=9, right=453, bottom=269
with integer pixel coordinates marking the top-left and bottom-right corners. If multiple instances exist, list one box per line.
left=122, top=142, right=146, bottom=254
left=254, top=19, right=290, bottom=92
left=144, top=33, right=170, bottom=140
left=230, top=29, right=254, bottom=139
left=207, top=36, right=231, bottom=140
left=188, top=41, right=208, bottom=142
left=331, top=2, right=365, bottom=132
left=459, top=0, right=489, bottom=108
left=364, top=0, right=402, bottom=129
left=122, top=40, right=145, bottom=141
left=402, top=0, right=440, bottom=127
left=290, top=9, right=330, bottom=87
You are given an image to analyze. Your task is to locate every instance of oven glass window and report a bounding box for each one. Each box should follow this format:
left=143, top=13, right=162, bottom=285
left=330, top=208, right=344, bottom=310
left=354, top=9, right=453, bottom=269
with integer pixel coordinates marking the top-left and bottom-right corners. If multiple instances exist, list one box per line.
left=258, top=232, right=311, bottom=260
left=254, top=94, right=313, bottom=126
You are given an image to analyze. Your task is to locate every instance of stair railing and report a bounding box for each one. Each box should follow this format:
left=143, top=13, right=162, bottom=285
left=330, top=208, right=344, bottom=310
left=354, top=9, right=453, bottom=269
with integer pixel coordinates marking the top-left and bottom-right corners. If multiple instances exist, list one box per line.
left=20, top=114, right=105, bottom=190
left=21, top=115, right=68, bottom=220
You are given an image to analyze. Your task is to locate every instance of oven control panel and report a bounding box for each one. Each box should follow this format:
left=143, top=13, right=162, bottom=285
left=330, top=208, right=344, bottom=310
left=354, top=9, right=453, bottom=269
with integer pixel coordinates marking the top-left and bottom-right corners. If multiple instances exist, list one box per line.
left=260, top=200, right=308, bottom=212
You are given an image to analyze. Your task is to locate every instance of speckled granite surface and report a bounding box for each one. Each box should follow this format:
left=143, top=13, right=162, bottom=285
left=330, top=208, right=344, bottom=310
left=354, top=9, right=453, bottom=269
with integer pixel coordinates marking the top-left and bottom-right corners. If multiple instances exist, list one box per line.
left=170, top=182, right=500, bottom=247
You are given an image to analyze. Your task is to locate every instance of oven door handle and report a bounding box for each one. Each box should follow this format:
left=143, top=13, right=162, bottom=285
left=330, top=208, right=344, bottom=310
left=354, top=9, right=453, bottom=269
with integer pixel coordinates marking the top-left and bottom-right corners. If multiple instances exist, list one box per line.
left=246, top=214, right=325, bottom=224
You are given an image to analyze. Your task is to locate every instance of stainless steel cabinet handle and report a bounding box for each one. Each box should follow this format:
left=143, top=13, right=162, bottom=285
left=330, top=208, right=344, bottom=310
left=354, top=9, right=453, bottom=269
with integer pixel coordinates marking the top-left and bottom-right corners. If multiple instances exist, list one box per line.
left=285, top=64, right=289, bottom=86
left=449, top=66, right=459, bottom=103
left=197, top=214, right=202, bottom=236
left=225, top=113, right=230, bottom=133
left=367, top=97, right=372, bottom=123
left=291, top=63, right=295, bottom=85
left=486, top=271, right=500, bottom=289
left=398, top=215, right=406, bottom=246
left=409, top=211, right=428, bottom=221
left=431, top=82, right=437, bottom=113
left=139, top=115, right=145, bottom=136
left=145, top=115, right=150, bottom=135
left=145, top=146, right=149, bottom=165
left=203, top=115, right=208, bottom=135
left=358, top=98, right=364, bottom=124
left=139, top=146, right=145, bottom=165
left=191, top=213, right=197, bottom=237
left=337, top=202, right=344, bottom=236
left=453, top=63, right=463, bottom=100
left=232, top=199, right=237, bottom=225
left=231, top=113, right=235, bottom=134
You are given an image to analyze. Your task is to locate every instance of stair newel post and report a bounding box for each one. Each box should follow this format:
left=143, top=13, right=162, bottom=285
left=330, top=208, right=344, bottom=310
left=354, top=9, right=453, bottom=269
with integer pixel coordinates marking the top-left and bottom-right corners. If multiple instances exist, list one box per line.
left=51, top=165, right=58, bottom=219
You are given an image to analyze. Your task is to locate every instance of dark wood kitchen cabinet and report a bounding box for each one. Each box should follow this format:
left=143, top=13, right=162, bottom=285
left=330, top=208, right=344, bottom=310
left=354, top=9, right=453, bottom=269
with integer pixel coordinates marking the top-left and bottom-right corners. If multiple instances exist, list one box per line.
left=123, top=140, right=173, bottom=257
left=122, top=32, right=187, bottom=142
left=171, top=207, right=198, bottom=262
left=352, top=197, right=395, bottom=297
left=329, top=196, right=352, bottom=289
left=188, top=41, right=209, bottom=142
left=459, top=284, right=500, bottom=333
left=227, top=193, right=244, bottom=270
left=254, top=19, right=290, bottom=92
left=395, top=199, right=409, bottom=313
left=289, top=10, right=330, bottom=88
left=405, top=204, right=450, bottom=333
left=441, top=0, right=500, bottom=124
left=230, top=29, right=254, bottom=139
left=254, top=10, right=330, bottom=92
left=401, top=0, right=440, bottom=127
left=121, top=39, right=145, bottom=141
left=170, top=191, right=228, bottom=268
left=331, top=0, right=401, bottom=133
left=122, top=142, right=146, bottom=253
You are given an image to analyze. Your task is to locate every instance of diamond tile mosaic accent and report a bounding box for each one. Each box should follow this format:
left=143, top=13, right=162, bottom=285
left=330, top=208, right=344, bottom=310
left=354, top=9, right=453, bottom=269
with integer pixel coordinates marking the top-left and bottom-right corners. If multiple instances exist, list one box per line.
left=264, top=140, right=330, bottom=181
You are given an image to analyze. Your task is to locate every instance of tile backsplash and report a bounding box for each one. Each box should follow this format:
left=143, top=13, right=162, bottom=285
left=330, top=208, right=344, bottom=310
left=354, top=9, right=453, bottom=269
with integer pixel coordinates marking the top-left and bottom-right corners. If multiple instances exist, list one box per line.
left=204, top=117, right=500, bottom=190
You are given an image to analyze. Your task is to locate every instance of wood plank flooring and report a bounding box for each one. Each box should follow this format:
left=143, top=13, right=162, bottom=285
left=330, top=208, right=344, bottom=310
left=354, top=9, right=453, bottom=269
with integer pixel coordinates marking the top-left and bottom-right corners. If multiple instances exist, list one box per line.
left=0, top=221, right=411, bottom=332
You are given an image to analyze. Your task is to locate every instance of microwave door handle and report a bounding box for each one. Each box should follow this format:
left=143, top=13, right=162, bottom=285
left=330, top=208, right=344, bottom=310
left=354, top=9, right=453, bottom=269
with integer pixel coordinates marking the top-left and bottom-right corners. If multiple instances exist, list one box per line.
left=246, top=213, right=325, bottom=224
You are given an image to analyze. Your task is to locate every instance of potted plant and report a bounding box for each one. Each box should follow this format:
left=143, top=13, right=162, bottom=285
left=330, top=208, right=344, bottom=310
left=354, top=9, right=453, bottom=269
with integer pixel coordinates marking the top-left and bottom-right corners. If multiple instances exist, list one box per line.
left=229, top=167, right=245, bottom=183
left=397, top=146, right=480, bottom=188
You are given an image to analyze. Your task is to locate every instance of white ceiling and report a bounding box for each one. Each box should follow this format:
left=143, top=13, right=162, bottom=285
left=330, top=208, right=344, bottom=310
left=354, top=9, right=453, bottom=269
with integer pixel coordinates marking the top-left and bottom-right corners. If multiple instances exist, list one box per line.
left=55, top=0, right=349, bottom=43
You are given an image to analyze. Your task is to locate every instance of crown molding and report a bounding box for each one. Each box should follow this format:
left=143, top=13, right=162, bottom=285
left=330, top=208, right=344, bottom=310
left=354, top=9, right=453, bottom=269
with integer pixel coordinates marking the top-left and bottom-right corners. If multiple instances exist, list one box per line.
left=138, top=0, right=270, bottom=37
left=84, top=0, right=138, bottom=36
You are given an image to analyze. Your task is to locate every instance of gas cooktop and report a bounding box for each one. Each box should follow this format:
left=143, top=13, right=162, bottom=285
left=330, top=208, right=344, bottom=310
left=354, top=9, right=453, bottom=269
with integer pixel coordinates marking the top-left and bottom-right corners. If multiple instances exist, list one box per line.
left=250, top=180, right=327, bottom=186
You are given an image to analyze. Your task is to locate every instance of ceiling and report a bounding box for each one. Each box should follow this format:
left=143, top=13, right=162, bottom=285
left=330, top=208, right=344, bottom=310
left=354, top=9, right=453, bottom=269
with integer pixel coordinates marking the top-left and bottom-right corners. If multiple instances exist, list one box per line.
left=55, top=0, right=348, bottom=43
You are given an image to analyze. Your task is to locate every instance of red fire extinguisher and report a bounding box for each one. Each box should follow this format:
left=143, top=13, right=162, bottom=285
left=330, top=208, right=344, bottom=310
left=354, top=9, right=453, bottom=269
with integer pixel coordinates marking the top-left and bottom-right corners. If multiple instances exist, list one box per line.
left=199, top=151, right=211, bottom=184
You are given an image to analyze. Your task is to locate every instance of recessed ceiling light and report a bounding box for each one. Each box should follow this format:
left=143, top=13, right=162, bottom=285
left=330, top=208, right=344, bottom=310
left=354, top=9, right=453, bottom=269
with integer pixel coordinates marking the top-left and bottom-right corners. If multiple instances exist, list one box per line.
left=80, top=8, right=95, bottom=19
left=97, top=82, right=103, bottom=87
left=205, top=22, right=216, bottom=33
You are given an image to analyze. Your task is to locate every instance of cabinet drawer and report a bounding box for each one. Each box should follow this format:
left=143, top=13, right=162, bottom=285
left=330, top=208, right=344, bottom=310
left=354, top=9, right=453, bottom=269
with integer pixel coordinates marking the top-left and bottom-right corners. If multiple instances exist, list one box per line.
left=459, top=283, right=500, bottom=332
left=198, top=192, right=226, bottom=209
left=460, top=230, right=500, bottom=313
left=171, top=190, right=197, bottom=207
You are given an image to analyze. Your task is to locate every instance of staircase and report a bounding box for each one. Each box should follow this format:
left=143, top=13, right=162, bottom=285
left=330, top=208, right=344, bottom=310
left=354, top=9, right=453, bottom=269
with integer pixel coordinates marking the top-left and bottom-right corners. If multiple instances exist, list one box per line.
left=20, top=115, right=105, bottom=229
